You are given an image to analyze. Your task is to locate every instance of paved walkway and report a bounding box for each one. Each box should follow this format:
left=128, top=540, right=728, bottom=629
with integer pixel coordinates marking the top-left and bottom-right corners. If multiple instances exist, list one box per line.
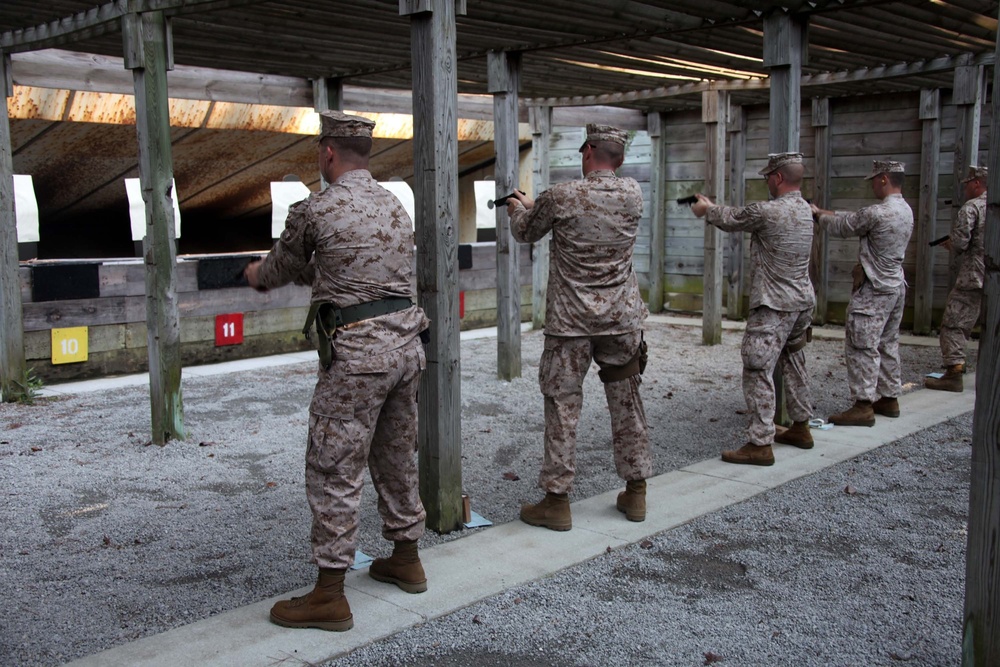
left=54, top=316, right=961, bottom=666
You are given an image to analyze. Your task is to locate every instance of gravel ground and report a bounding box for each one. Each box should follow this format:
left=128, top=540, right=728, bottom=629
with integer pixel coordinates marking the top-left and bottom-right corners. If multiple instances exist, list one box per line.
left=0, top=319, right=973, bottom=666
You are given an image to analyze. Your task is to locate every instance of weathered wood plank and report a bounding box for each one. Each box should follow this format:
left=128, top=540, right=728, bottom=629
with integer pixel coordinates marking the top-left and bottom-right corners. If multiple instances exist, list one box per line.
left=914, top=89, right=941, bottom=335
left=951, top=65, right=984, bottom=288
left=962, top=25, right=1000, bottom=665
left=126, top=10, right=184, bottom=443
left=489, top=50, right=521, bottom=381
left=0, top=53, right=27, bottom=401
left=529, top=105, right=551, bottom=329
left=726, top=105, right=746, bottom=321
left=811, top=98, right=831, bottom=324
left=702, top=90, right=726, bottom=345
left=648, top=111, right=667, bottom=314
left=405, top=0, right=463, bottom=533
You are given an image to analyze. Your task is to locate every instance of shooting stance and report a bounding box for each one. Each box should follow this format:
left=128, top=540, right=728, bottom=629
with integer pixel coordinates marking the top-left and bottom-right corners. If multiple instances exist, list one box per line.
left=691, top=152, right=815, bottom=466
left=812, top=160, right=913, bottom=424
left=924, top=166, right=987, bottom=392
left=507, top=124, right=652, bottom=529
left=244, top=111, right=431, bottom=631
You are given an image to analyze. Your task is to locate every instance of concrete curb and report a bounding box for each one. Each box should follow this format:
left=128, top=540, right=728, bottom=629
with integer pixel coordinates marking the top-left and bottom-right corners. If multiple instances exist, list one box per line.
left=65, top=374, right=977, bottom=667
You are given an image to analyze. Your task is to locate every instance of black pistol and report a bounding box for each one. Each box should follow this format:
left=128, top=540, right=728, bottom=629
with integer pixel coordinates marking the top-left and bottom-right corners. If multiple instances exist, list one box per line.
left=676, top=195, right=698, bottom=206
left=487, top=190, right=525, bottom=209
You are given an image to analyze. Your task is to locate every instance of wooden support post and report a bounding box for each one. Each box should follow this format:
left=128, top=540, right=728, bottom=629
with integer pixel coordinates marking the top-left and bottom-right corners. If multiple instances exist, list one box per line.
left=811, top=98, right=831, bottom=325
left=702, top=90, right=727, bottom=345
left=648, top=111, right=668, bottom=314
left=763, top=11, right=805, bottom=154
left=529, top=105, right=551, bottom=329
left=915, top=89, right=941, bottom=335
left=951, top=65, right=984, bottom=287
left=0, top=52, right=27, bottom=403
left=402, top=0, right=463, bottom=533
left=962, top=19, right=1000, bottom=662
left=764, top=10, right=806, bottom=428
left=123, top=11, right=184, bottom=443
left=312, top=77, right=343, bottom=112
left=488, top=50, right=521, bottom=381
left=312, top=78, right=342, bottom=190
left=726, top=105, right=746, bottom=321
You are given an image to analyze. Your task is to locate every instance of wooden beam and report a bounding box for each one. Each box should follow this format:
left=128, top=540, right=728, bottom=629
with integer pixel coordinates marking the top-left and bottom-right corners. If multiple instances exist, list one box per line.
left=124, top=11, right=185, bottom=444
left=962, top=12, right=1000, bottom=660
left=529, top=105, right=551, bottom=329
left=764, top=11, right=805, bottom=153
left=914, top=88, right=941, bottom=335
left=951, top=65, right=984, bottom=287
left=764, top=10, right=806, bottom=428
left=0, top=53, right=27, bottom=402
left=726, top=105, right=746, bottom=321
left=647, top=111, right=667, bottom=314
left=528, top=52, right=995, bottom=109
left=811, top=97, right=831, bottom=325
left=702, top=89, right=726, bottom=345
left=0, top=0, right=269, bottom=54
left=312, top=77, right=343, bottom=112
left=402, top=0, right=463, bottom=533
left=488, top=50, right=522, bottom=381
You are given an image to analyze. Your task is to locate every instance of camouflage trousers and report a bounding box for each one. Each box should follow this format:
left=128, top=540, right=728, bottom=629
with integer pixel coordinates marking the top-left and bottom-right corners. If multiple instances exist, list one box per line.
left=537, top=332, right=652, bottom=494
left=845, top=280, right=906, bottom=402
left=305, top=338, right=427, bottom=570
left=741, top=306, right=813, bottom=446
left=939, top=287, right=982, bottom=366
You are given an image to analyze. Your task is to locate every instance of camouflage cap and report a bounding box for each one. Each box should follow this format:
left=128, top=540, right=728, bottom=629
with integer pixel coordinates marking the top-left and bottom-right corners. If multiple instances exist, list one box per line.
left=864, top=159, right=905, bottom=180
left=757, top=152, right=803, bottom=176
left=961, top=165, right=988, bottom=183
left=318, top=110, right=375, bottom=140
left=584, top=124, right=628, bottom=147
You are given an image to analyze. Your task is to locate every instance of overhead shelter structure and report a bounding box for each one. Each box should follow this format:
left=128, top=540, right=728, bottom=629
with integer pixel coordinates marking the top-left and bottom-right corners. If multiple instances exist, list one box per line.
left=1, top=4, right=1000, bottom=657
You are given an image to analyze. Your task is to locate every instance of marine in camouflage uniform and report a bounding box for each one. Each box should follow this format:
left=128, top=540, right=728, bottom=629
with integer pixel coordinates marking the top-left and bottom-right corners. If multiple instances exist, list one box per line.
left=814, top=159, right=914, bottom=425
left=245, top=111, right=430, bottom=632
left=925, top=165, right=988, bottom=392
left=693, top=152, right=815, bottom=466
left=507, top=124, right=652, bottom=530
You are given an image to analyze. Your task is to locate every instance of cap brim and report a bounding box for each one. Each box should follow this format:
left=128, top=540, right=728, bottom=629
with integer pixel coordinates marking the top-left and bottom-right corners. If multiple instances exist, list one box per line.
left=757, top=166, right=773, bottom=176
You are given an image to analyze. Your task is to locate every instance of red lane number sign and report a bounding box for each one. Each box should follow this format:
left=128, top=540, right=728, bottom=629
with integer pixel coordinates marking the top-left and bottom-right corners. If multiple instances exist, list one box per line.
left=215, top=313, right=244, bottom=346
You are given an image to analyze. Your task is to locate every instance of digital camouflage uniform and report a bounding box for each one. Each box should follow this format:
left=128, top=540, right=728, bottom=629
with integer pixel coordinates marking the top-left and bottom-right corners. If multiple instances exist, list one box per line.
left=940, top=190, right=986, bottom=365
left=818, top=193, right=913, bottom=402
left=705, top=189, right=815, bottom=446
left=510, top=168, right=652, bottom=494
left=256, top=168, right=430, bottom=571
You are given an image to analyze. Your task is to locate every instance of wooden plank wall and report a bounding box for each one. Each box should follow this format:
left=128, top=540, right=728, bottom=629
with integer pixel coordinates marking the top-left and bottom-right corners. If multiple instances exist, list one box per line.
left=547, top=91, right=989, bottom=327
left=18, top=243, right=533, bottom=382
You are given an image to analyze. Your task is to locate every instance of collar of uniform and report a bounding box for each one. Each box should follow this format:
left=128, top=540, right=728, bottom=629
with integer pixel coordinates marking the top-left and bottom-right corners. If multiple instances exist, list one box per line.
left=333, top=168, right=374, bottom=185
left=586, top=169, right=618, bottom=179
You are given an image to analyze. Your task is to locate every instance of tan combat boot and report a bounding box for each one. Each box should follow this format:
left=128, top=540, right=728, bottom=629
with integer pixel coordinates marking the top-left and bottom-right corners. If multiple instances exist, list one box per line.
left=773, top=421, right=814, bottom=449
left=721, top=443, right=775, bottom=466
left=872, top=396, right=900, bottom=418
left=828, top=400, right=876, bottom=427
left=369, top=540, right=427, bottom=593
left=924, top=364, right=964, bottom=393
left=269, top=567, right=353, bottom=631
left=520, top=492, right=572, bottom=531
left=616, top=479, right=646, bottom=522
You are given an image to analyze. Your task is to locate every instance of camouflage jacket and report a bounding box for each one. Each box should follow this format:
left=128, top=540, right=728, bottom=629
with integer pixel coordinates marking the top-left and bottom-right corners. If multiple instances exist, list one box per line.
left=256, top=169, right=429, bottom=365
left=510, top=169, right=648, bottom=336
left=705, top=191, right=816, bottom=312
left=952, top=192, right=987, bottom=291
left=818, top=193, right=913, bottom=294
